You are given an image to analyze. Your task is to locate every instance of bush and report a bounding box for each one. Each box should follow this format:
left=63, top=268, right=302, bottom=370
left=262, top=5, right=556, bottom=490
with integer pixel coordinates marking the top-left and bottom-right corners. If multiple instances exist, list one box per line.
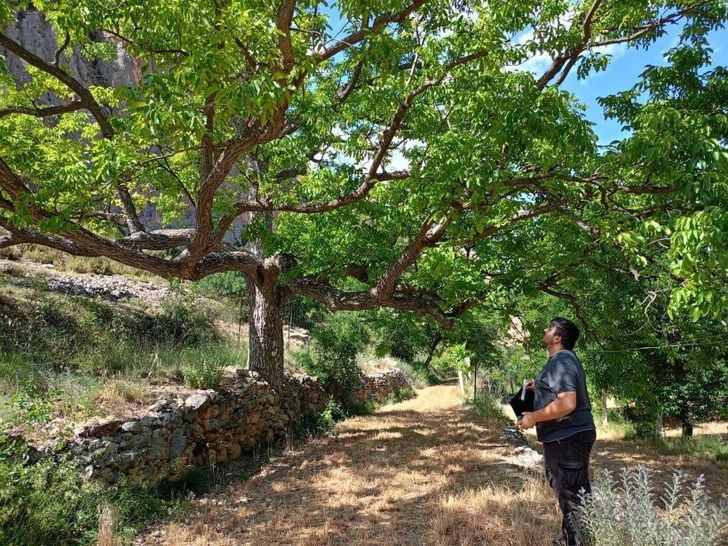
left=148, top=297, right=217, bottom=345
left=310, top=397, right=346, bottom=432
left=297, top=348, right=363, bottom=410
left=0, top=437, right=178, bottom=545
left=297, top=312, right=369, bottom=410
left=469, top=391, right=507, bottom=422
left=571, top=465, right=727, bottom=546
left=181, top=357, right=224, bottom=390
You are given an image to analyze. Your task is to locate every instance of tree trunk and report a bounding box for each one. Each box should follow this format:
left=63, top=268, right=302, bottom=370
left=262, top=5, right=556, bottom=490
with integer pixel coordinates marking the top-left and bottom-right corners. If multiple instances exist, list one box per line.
left=246, top=279, right=285, bottom=390
left=601, top=390, right=609, bottom=426
left=681, top=418, right=693, bottom=437
left=422, top=333, right=442, bottom=369
left=655, top=412, right=663, bottom=437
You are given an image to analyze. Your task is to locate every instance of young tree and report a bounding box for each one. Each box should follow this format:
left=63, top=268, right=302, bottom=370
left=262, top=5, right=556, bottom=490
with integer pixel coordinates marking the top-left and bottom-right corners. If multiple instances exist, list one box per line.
left=0, top=1, right=724, bottom=388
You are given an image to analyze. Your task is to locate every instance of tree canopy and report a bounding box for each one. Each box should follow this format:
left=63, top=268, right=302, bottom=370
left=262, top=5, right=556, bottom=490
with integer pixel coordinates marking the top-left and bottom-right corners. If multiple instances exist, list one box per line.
left=0, top=0, right=726, bottom=383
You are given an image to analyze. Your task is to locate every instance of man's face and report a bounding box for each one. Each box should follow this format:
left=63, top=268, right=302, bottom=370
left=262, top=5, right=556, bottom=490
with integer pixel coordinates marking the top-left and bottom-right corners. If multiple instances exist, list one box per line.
left=542, top=324, right=561, bottom=348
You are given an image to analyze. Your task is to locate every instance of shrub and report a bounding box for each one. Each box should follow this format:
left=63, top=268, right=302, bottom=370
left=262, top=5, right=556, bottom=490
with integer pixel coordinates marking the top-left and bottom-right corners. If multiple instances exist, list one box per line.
left=297, top=312, right=369, bottom=410
left=192, top=271, right=247, bottom=298
left=297, top=348, right=363, bottom=410
left=571, top=465, right=727, bottom=546
left=148, top=297, right=217, bottom=345
left=181, top=357, right=224, bottom=390
left=310, top=397, right=346, bottom=432
left=0, top=437, right=185, bottom=546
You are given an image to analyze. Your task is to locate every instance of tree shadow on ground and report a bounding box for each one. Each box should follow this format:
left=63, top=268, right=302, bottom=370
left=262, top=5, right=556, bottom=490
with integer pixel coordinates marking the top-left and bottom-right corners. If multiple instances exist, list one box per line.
left=136, top=386, right=562, bottom=545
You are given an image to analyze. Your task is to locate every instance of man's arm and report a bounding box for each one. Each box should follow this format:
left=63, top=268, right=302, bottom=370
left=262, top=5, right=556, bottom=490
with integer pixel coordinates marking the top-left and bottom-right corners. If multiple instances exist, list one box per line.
left=516, top=391, right=576, bottom=430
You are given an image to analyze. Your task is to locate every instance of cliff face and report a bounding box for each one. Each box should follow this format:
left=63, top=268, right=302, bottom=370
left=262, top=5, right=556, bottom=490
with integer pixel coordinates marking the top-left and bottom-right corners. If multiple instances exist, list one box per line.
left=2, top=9, right=140, bottom=88
left=2, top=10, right=249, bottom=241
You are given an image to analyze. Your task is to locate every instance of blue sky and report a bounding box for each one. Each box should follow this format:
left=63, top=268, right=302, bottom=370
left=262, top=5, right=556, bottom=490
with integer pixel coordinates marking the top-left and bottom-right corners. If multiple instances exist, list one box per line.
left=559, top=26, right=727, bottom=144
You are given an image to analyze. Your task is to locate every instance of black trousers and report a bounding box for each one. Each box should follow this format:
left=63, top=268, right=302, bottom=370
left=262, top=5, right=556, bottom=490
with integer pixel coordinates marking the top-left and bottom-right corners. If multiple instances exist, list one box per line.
left=543, top=429, right=596, bottom=545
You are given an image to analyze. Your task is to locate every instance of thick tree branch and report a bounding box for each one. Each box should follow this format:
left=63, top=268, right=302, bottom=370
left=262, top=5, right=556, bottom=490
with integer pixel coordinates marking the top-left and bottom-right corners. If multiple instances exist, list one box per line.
left=0, top=100, right=85, bottom=119
left=276, top=0, right=297, bottom=73
left=373, top=215, right=450, bottom=299
left=288, top=277, right=454, bottom=328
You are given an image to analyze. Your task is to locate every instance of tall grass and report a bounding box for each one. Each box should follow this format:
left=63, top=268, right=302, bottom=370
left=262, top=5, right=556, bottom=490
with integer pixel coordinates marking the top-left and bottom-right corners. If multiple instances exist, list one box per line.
left=0, top=280, right=246, bottom=430
left=468, top=390, right=508, bottom=422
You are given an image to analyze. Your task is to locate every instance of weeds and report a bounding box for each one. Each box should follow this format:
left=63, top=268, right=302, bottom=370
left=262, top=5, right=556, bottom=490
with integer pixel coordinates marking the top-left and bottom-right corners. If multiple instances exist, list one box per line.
left=469, top=391, right=508, bottom=422
left=571, top=465, right=727, bottom=546
left=0, top=434, right=196, bottom=546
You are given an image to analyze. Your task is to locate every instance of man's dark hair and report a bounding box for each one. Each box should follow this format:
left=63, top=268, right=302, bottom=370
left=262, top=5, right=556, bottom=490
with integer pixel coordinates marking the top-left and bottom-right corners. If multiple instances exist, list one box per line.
left=550, top=317, right=580, bottom=350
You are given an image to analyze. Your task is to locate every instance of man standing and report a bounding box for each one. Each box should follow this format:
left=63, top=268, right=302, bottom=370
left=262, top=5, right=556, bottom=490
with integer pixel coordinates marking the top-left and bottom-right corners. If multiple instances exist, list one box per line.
left=516, top=317, right=596, bottom=546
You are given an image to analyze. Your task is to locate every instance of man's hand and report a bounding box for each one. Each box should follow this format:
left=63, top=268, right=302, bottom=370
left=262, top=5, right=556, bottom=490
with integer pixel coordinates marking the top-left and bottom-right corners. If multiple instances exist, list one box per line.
left=516, top=411, right=537, bottom=430
left=524, top=379, right=537, bottom=392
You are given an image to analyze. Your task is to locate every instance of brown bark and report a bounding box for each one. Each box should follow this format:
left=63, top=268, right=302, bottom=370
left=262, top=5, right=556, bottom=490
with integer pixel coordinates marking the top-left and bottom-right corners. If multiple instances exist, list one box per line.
left=246, top=278, right=285, bottom=391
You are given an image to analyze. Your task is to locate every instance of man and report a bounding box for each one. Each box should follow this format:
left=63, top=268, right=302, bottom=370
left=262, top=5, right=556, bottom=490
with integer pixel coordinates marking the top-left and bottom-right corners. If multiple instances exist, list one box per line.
left=516, top=317, right=596, bottom=546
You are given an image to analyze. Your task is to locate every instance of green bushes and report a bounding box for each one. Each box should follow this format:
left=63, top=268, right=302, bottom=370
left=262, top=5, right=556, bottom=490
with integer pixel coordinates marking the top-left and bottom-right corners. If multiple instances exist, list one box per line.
left=0, top=437, right=181, bottom=546
left=142, top=296, right=218, bottom=346
left=309, top=397, right=347, bottom=432
left=469, top=391, right=507, bottom=422
left=297, top=312, right=369, bottom=411
left=572, top=465, right=726, bottom=546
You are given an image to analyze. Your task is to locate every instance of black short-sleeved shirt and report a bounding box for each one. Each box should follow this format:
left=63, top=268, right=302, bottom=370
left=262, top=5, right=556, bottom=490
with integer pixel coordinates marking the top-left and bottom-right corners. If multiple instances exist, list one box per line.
left=534, top=350, right=595, bottom=443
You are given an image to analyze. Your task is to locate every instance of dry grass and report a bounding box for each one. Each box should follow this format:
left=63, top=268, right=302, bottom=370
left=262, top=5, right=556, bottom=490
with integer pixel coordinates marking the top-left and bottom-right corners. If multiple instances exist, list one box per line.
left=136, top=388, right=727, bottom=545
left=137, top=386, right=562, bottom=545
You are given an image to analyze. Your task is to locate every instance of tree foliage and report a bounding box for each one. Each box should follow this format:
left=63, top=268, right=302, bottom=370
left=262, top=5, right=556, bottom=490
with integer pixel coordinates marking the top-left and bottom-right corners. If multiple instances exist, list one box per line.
left=0, top=1, right=725, bottom=383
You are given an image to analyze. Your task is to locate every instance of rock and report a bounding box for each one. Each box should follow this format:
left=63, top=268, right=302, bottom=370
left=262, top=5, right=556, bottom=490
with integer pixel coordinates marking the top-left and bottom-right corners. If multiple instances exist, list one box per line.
left=169, top=433, right=187, bottom=458
left=184, top=393, right=211, bottom=411
left=74, top=417, right=123, bottom=438
left=121, top=420, right=143, bottom=433
left=148, top=398, right=170, bottom=412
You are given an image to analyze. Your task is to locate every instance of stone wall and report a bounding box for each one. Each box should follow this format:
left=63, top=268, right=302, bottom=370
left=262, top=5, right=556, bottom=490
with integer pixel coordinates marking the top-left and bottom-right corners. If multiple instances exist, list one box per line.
left=353, top=369, right=414, bottom=405
left=65, top=370, right=327, bottom=484
left=49, top=369, right=410, bottom=485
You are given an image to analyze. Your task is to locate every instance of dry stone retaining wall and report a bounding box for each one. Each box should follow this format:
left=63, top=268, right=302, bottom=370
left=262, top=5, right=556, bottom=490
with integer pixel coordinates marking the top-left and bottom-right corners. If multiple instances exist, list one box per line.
left=55, top=369, right=411, bottom=485
left=353, top=370, right=413, bottom=404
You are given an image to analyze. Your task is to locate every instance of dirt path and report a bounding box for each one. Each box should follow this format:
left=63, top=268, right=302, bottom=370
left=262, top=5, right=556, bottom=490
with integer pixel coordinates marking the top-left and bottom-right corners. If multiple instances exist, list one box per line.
left=138, top=386, right=562, bottom=545
left=137, top=386, right=727, bottom=545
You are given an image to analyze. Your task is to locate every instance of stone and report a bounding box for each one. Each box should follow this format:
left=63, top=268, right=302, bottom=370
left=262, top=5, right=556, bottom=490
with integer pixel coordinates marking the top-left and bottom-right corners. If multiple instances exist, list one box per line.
left=121, top=420, right=143, bottom=433
left=169, top=433, right=187, bottom=458
left=184, top=393, right=210, bottom=411
left=74, top=417, right=123, bottom=438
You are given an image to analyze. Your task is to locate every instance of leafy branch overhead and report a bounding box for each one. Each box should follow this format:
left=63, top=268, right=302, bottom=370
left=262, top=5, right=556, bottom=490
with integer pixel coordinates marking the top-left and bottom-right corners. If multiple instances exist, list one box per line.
left=0, top=0, right=725, bottom=327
